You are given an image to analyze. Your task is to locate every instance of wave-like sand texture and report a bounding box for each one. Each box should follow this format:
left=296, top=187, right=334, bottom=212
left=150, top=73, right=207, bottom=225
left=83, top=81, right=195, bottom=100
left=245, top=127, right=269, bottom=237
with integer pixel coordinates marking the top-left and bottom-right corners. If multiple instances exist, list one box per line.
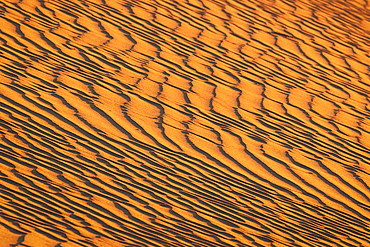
left=1, top=0, right=370, bottom=246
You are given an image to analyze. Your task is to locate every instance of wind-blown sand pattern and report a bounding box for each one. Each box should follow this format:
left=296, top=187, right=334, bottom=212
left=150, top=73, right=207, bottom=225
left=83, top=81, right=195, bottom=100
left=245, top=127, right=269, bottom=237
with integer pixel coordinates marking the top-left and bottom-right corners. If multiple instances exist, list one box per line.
left=1, top=0, right=370, bottom=246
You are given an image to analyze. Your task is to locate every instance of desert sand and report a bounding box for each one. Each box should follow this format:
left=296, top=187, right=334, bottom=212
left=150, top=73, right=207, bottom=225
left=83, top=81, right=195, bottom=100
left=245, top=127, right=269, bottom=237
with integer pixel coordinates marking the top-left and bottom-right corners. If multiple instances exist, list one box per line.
left=0, top=0, right=370, bottom=246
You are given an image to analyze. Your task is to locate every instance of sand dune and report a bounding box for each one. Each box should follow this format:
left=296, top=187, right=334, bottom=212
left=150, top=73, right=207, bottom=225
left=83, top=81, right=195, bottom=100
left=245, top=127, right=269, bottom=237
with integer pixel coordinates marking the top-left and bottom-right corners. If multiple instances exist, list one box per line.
left=1, top=0, right=370, bottom=246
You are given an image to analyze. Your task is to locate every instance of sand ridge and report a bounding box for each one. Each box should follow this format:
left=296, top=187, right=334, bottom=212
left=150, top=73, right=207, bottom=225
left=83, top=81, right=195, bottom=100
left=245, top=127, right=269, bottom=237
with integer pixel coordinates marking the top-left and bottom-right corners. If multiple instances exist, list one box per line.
left=0, top=0, right=370, bottom=246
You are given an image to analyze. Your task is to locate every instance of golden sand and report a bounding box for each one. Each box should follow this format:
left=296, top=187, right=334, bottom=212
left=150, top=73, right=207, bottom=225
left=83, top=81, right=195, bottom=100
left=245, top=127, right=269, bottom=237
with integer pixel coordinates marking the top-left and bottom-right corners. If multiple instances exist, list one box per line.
left=0, top=0, right=370, bottom=246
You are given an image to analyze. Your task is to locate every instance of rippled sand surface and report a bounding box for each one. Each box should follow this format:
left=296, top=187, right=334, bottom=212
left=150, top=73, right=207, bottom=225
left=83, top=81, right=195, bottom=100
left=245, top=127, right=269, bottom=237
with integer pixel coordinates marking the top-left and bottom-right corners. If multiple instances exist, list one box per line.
left=1, top=0, right=370, bottom=246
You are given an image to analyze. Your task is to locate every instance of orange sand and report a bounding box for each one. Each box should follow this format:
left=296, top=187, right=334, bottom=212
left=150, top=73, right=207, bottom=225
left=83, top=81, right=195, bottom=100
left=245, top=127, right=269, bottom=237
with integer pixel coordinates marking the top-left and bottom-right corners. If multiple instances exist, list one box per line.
left=0, top=0, right=370, bottom=246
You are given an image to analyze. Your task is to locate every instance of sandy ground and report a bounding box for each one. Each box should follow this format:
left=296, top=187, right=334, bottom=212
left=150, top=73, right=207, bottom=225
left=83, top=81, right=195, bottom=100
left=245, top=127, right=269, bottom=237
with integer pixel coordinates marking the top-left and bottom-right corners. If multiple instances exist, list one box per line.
left=1, top=0, right=370, bottom=246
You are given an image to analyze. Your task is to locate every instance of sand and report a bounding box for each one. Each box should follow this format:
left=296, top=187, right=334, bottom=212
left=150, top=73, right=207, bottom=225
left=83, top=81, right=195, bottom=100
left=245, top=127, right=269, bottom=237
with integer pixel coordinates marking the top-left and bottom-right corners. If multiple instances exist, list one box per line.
left=0, top=0, right=370, bottom=246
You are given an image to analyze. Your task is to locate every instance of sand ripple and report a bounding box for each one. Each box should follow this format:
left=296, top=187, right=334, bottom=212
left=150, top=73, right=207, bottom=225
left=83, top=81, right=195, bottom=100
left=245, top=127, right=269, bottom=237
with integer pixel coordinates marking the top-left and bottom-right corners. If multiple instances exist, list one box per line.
left=1, top=0, right=370, bottom=246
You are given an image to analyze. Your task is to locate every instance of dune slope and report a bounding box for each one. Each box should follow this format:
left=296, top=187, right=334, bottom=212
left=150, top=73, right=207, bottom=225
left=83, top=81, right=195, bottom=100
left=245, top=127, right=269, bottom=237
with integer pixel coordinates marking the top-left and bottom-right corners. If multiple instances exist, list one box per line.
left=1, top=0, right=370, bottom=246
